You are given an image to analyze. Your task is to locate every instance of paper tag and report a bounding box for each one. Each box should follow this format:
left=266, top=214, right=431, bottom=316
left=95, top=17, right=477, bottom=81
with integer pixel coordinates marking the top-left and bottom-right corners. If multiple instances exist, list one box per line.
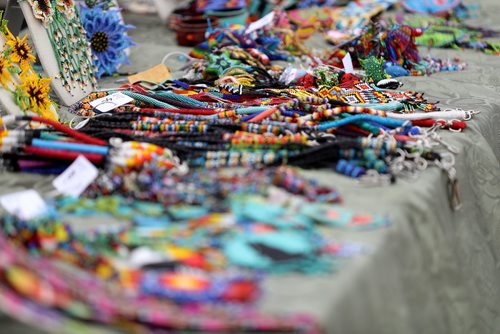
left=128, top=64, right=172, bottom=84
left=52, top=156, right=99, bottom=197
left=342, top=52, right=354, bottom=74
left=0, top=190, right=48, bottom=220
left=246, top=11, right=275, bottom=34
left=89, top=92, right=134, bottom=113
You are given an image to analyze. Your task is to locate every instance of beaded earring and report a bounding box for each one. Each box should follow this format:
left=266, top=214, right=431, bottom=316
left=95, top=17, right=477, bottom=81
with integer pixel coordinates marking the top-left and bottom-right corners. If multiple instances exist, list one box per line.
left=205, top=50, right=249, bottom=77
left=359, top=56, right=388, bottom=84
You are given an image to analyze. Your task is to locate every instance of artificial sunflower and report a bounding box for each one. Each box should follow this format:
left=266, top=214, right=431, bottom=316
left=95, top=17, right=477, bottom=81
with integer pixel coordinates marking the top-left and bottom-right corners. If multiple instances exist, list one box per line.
left=6, top=35, right=37, bottom=72
left=12, top=85, right=31, bottom=112
left=0, top=55, right=13, bottom=88
left=0, top=18, right=14, bottom=40
left=79, top=4, right=134, bottom=79
left=18, top=72, right=56, bottom=120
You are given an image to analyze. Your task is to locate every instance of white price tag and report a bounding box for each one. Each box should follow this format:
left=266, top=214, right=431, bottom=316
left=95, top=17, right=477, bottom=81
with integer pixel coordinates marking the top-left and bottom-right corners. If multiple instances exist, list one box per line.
left=0, top=190, right=48, bottom=220
left=52, top=156, right=99, bottom=197
left=89, top=92, right=133, bottom=113
left=342, top=52, right=354, bottom=74
left=246, top=11, right=275, bottom=34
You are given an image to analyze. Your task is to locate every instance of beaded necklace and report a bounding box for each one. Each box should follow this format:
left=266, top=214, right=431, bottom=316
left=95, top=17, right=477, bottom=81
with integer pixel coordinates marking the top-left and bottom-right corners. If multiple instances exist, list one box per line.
left=65, top=82, right=471, bottom=182
left=0, top=225, right=320, bottom=333
left=61, top=16, right=474, bottom=186
left=0, top=157, right=392, bottom=332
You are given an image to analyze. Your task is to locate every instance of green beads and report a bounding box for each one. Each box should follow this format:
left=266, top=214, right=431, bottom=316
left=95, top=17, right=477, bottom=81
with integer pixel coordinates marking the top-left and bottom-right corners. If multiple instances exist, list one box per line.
left=360, top=56, right=387, bottom=83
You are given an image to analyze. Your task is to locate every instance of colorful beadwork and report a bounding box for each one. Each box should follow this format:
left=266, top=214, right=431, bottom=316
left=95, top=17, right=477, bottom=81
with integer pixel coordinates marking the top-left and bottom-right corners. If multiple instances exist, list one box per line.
left=24, top=0, right=97, bottom=94
left=0, top=17, right=58, bottom=119
left=360, top=56, right=387, bottom=83
left=0, top=3, right=480, bottom=331
left=79, top=3, right=134, bottom=78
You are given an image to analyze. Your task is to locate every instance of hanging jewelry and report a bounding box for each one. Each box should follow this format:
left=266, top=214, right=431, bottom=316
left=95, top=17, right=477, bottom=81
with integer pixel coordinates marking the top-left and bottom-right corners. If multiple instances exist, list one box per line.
left=22, top=0, right=98, bottom=94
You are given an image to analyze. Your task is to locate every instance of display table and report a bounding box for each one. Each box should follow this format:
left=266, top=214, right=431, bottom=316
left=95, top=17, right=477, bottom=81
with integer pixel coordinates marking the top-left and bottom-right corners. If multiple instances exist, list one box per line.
left=1, top=0, right=499, bottom=332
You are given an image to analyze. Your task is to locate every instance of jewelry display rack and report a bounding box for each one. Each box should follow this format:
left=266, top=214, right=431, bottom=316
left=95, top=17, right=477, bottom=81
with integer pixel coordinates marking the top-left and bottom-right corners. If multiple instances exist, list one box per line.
left=4, top=0, right=97, bottom=106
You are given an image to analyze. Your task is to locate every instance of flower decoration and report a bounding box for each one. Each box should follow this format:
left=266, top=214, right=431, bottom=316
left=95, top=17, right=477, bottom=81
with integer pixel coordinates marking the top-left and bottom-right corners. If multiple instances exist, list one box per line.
left=12, top=86, right=30, bottom=111
left=26, top=0, right=53, bottom=25
left=6, top=35, right=37, bottom=72
left=0, top=17, right=58, bottom=120
left=57, top=0, right=76, bottom=18
left=79, top=4, right=134, bottom=79
left=16, top=72, right=56, bottom=120
left=0, top=55, right=13, bottom=87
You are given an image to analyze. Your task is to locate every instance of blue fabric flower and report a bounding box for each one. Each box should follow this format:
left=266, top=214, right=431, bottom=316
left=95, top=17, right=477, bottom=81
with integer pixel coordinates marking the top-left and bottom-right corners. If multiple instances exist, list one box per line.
left=79, top=4, right=135, bottom=78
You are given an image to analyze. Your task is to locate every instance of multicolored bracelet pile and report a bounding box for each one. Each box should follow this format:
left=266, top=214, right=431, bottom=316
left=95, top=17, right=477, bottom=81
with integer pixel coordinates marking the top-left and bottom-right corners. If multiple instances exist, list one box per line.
left=0, top=0, right=493, bottom=332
